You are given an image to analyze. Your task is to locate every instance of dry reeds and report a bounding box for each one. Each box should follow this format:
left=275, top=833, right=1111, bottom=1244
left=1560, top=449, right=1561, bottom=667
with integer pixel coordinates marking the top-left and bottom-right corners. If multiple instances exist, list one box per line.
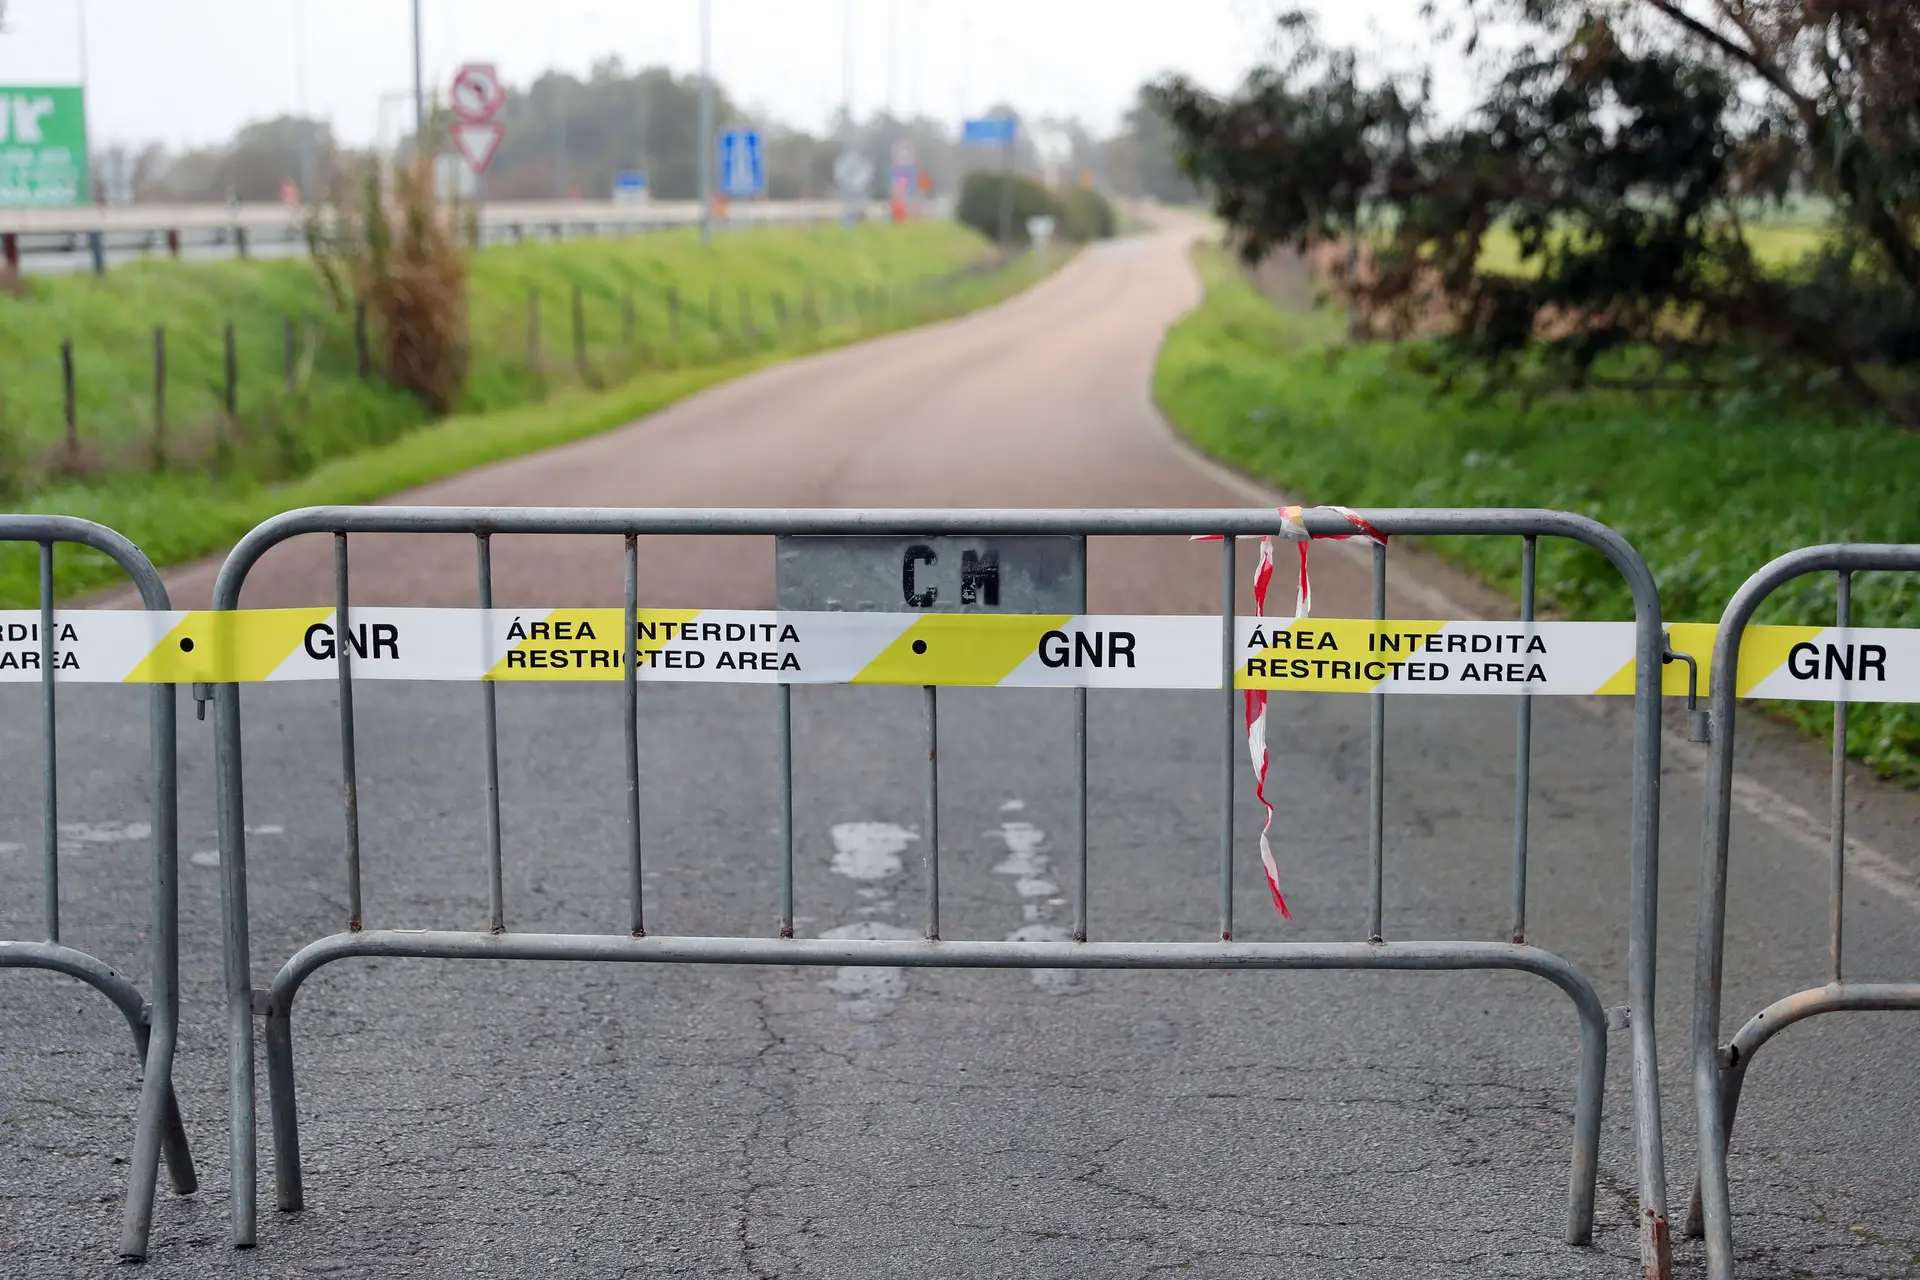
left=310, top=156, right=469, bottom=413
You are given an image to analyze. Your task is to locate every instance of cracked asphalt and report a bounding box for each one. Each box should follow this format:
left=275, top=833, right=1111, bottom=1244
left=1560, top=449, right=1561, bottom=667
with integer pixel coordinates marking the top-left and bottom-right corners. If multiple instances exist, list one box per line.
left=4, top=224, right=1918, bottom=1277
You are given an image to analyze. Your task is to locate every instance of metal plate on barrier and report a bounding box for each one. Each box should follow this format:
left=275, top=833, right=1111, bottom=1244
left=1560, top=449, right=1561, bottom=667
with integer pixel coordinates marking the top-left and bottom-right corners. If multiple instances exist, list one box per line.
left=776, top=534, right=1084, bottom=613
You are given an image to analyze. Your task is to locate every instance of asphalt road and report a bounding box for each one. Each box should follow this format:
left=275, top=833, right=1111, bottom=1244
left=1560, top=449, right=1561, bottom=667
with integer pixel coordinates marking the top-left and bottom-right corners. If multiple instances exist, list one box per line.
left=5, top=226, right=1918, bottom=1278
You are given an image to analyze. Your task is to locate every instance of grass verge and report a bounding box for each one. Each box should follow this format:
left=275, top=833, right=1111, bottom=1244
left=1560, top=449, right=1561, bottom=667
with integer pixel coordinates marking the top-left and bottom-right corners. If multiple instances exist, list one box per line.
left=1156, top=244, right=1920, bottom=779
left=3, top=230, right=1057, bottom=604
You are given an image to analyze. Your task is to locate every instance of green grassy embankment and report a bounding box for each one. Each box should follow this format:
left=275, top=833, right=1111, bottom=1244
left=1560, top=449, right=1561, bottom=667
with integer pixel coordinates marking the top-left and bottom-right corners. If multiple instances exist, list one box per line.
left=1156, top=245, right=1920, bottom=778
left=0, top=221, right=1053, bottom=603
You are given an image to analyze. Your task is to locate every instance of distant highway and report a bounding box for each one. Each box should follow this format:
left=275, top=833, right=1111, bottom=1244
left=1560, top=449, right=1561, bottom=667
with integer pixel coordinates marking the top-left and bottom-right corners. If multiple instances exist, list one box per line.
left=0, top=198, right=910, bottom=276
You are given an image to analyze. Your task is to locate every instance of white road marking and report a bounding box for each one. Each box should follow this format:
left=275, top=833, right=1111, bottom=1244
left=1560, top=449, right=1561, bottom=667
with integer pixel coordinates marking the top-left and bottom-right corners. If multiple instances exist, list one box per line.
left=57, top=821, right=151, bottom=846
left=186, top=825, right=286, bottom=869
left=988, top=817, right=1081, bottom=994
left=823, top=822, right=920, bottom=1019
left=819, top=921, right=921, bottom=1021
left=828, top=821, right=917, bottom=881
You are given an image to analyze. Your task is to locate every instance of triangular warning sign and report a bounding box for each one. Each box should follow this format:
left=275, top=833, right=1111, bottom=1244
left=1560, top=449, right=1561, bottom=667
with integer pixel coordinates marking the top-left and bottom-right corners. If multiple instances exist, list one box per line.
left=451, top=120, right=506, bottom=175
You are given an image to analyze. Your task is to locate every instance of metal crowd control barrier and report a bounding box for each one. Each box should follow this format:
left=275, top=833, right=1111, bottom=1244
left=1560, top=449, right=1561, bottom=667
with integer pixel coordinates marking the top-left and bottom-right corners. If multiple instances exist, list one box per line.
left=0, top=515, right=195, bottom=1260
left=1688, top=544, right=1920, bottom=1279
left=209, top=505, right=1673, bottom=1276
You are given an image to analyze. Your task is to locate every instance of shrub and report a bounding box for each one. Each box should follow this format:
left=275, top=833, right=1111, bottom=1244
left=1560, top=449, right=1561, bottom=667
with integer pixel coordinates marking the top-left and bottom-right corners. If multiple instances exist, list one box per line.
left=956, top=172, right=1055, bottom=245
left=957, top=172, right=1116, bottom=246
left=1054, top=186, right=1116, bottom=242
left=309, top=156, right=469, bottom=413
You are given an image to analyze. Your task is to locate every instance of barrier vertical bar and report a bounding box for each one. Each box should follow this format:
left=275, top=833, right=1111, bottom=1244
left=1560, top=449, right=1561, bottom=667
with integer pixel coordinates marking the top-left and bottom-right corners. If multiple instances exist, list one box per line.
left=1367, top=542, right=1387, bottom=944
left=924, top=685, right=940, bottom=940
left=1625, top=533, right=1671, bottom=1279
left=477, top=534, right=505, bottom=933
left=334, top=535, right=363, bottom=931
left=1829, top=570, right=1850, bottom=984
left=121, top=616, right=195, bottom=1257
left=1073, top=534, right=1089, bottom=942
left=1512, top=536, right=1537, bottom=943
left=1219, top=535, right=1238, bottom=940
left=214, top=673, right=257, bottom=1244
left=39, top=542, right=58, bottom=943
left=624, top=536, right=644, bottom=937
left=779, top=683, right=795, bottom=939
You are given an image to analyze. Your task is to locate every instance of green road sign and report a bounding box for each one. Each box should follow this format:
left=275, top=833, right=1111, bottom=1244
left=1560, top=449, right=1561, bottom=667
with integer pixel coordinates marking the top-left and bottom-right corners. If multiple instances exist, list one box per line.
left=0, top=86, right=90, bottom=208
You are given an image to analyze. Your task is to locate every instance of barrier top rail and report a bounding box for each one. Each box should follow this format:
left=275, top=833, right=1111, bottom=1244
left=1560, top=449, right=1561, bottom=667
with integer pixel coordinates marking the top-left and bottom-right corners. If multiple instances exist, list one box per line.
left=212, top=505, right=1658, bottom=606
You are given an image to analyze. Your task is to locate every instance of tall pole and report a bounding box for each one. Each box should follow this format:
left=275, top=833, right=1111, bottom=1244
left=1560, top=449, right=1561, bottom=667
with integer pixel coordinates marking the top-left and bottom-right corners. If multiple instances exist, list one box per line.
left=843, top=0, right=854, bottom=124
left=698, top=0, right=713, bottom=241
left=886, top=0, right=898, bottom=122
left=411, top=0, right=425, bottom=138
left=294, top=0, right=314, bottom=196
left=841, top=0, right=856, bottom=224
left=554, top=77, right=569, bottom=198
left=74, top=0, right=91, bottom=202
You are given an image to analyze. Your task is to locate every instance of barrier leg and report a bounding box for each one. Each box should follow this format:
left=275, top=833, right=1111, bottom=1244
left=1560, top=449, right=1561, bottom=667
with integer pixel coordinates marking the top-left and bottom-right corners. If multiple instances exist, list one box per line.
left=264, top=1005, right=305, bottom=1212
left=161, top=1080, right=194, bottom=1193
left=1688, top=1054, right=1747, bottom=1275
left=1565, top=1000, right=1607, bottom=1245
left=214, top=681, right=259, bottom=1246
left=119, top=1019, right=196, bottom=1259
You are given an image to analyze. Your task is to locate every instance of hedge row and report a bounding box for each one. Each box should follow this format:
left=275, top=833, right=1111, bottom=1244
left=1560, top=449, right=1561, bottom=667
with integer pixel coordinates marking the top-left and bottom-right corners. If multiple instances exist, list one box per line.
left=955, top=173, right=1116, bottom=246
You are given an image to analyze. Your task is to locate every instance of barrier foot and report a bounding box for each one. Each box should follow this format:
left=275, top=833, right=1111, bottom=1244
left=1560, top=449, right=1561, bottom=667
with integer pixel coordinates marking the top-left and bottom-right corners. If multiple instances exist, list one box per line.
left=264, top=1007, right=305, bottom=1213
left=161, top=1083, right=196, bottom=1195
left=1642, top=1208, right=1672, bottom=1280
left=1563, top=985, right=1606, bottom=1246
left=119, top=1021, right=195, bottom=1260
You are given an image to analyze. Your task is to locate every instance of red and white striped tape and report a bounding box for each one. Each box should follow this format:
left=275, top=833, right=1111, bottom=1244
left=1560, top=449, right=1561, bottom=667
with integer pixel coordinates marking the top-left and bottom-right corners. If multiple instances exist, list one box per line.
left=1201, top=506, right=1387, bottom=919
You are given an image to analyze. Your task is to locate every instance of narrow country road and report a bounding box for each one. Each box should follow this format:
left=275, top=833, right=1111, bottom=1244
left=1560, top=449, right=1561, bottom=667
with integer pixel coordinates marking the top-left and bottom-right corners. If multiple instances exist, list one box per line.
left=7, top=224, right=1917, bottom=1279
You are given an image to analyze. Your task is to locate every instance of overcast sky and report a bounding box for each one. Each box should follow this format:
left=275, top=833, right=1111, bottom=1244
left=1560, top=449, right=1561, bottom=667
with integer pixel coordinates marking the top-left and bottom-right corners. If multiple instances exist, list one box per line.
left=0, top=0, right=1463, bottom=150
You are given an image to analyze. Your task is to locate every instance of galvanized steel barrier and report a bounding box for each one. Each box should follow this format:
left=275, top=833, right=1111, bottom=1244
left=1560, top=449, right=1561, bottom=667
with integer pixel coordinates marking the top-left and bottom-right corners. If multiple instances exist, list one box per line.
left=1687, top=544, right=1920, bottom=1280
left=208, top=505, right=1673, bottom=1275
left=0, top=515, right=196, bottom=1261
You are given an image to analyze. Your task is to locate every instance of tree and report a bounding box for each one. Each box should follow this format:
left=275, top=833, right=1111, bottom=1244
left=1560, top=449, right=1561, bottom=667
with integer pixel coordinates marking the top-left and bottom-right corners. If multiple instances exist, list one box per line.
left=1151, top=4, right=1920, bottom=419
left=1110, top=88, right=1199, bottom=202
left=131, top=117, right=340, bottom=203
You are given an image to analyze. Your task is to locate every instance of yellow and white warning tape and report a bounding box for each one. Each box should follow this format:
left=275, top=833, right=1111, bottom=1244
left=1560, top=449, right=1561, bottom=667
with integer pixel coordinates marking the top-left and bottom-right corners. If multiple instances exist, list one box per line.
left=0, top=609, right=1911, bottom=701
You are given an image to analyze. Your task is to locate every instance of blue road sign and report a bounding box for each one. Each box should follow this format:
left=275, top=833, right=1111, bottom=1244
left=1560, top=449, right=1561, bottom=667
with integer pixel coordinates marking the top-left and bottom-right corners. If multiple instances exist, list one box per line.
left=718, top=128, right=765, bottom=198
left=962, top=116, right=1016, bottom=146
left=612, top=170, right=648, bottom=200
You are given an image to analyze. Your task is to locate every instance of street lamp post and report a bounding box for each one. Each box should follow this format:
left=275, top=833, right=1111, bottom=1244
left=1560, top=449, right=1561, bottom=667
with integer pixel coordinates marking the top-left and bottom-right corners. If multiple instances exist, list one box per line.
left=698, top=0, right=713, bottom=242
left=74, top=0, right=91, bottom=201
left=412, top=0, right=425, bottom=137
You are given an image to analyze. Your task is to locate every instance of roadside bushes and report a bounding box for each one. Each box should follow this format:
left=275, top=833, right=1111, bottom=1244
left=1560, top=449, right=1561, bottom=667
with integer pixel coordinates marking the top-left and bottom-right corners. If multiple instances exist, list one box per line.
left=1054, top=186, right=1117, bottom=241
left=309, top=156, right=470, bottom=413
left=956, top=172, right=1116, bottom=245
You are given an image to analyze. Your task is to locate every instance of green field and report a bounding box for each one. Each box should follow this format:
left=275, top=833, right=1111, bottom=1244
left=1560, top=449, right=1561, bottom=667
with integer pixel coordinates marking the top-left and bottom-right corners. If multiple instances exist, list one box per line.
left=1156, top=246, right=1920, bottom=778
left=1474, top=222, right=1830, bottom=276
left=0, top=220, right=1048, bottom=603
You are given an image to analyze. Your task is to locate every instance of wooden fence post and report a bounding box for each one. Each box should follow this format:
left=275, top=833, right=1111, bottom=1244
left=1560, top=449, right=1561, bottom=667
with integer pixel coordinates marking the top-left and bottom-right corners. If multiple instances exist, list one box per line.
left=527, top=287, right=542, bottom=369
left=571, top=285, right=590, bottom=379
left=60, top=339, right=77, bottom=463
left=354, top=302, right=371, bottom=377
left=152, top=326, right=167, bottom=468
